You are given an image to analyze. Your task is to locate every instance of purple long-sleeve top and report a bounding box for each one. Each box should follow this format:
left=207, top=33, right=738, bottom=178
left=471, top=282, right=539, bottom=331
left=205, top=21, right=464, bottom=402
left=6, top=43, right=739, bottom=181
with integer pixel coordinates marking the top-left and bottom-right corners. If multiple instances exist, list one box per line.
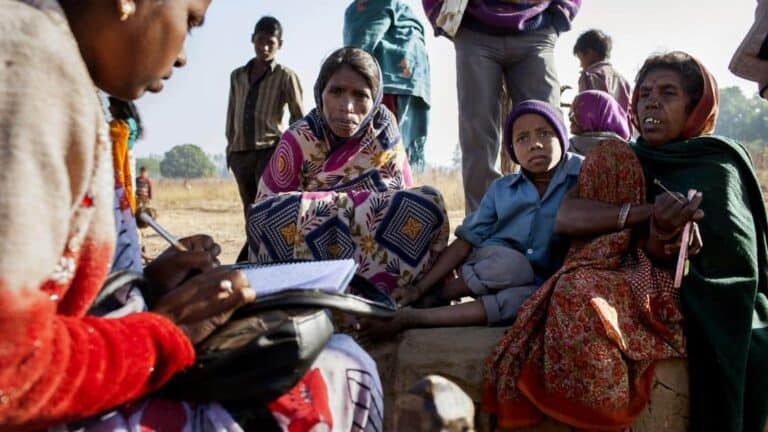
left=422, top=0, right=580, bottom=37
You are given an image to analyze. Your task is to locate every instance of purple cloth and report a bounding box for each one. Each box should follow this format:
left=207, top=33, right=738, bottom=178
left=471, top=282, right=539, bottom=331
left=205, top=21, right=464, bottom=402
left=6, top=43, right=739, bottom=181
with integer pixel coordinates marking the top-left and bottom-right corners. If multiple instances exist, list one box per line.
left=422, top=0, right=580, bottom=36
left=503, top=100, right=569, bottom=163
left=571, top=90, right=631, bottom=141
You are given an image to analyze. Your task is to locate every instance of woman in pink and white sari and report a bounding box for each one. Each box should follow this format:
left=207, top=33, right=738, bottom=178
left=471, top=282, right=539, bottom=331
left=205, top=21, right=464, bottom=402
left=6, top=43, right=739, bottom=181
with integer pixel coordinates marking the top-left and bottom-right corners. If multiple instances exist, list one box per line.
left=249, top=47, right=448, bottom=296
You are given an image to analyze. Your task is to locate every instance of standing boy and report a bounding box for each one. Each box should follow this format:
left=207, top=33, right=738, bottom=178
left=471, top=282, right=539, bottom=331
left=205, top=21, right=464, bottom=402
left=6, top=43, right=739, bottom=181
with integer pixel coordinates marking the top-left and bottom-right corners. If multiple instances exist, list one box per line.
left=225, top=16, right=304, bottom=216
left=573, top=29, right=631, bottom=113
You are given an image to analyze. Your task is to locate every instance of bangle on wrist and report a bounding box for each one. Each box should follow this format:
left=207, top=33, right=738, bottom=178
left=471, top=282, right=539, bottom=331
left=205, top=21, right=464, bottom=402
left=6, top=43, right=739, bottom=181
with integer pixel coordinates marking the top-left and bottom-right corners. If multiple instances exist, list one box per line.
left=617, top=203, right=632, bottom=230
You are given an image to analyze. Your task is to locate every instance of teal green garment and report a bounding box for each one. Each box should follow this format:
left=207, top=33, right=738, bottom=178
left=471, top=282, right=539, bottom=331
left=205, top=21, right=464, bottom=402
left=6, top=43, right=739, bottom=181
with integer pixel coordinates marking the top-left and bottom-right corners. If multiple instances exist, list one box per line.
left=395, top=94, right=428, bottom=170
left=633, top=136, right=768, bottom=432
left=344, top=0, right=430, bottom=170
left=126, top=117, right=138, bottom=150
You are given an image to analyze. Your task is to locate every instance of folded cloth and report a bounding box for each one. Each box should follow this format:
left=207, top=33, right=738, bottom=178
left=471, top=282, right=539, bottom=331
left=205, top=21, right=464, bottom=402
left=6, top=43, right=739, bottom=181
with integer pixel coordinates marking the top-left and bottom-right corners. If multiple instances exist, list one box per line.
left=436, top=0, right=468, bottom=37
left=730, top=0, right=768, bottom=96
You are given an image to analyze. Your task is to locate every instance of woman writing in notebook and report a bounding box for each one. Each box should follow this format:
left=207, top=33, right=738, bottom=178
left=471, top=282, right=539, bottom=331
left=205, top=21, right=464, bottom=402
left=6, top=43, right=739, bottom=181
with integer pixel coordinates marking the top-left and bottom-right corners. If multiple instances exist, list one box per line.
left=249, top=47, right=448, bottom=296
left=0, top=0, right=259, bottom=429
left=0, top=1, right=384, bottom=431
left=484, top=52, right=768, bottom=431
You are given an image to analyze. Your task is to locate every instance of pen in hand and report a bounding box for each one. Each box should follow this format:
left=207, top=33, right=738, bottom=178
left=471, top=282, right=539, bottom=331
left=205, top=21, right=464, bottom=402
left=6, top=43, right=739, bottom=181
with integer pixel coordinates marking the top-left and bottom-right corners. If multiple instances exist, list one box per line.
left=653, top=179, right=686, bottom=204
left=654, top=179, right=698, bottom=287
left=136, top=208, right=188, bottom=252
left=673, top=190, right=697, bottom=288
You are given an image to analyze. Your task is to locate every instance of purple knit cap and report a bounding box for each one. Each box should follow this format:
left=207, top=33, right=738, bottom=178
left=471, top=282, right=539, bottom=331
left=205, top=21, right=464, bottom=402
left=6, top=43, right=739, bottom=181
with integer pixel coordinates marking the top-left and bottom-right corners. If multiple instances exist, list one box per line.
left=504, top=100, right=569, bottom=163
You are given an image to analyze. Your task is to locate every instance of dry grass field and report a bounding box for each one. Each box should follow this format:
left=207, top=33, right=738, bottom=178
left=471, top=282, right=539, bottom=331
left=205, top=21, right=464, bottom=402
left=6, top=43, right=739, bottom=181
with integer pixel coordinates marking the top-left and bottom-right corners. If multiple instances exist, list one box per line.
left=141, top=169, right=468, bottom=263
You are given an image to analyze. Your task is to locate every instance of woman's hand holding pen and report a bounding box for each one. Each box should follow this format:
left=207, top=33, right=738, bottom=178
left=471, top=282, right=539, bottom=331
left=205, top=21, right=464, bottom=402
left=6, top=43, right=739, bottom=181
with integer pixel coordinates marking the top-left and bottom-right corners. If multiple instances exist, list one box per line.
left=652, top=190, right=704, bottom=232
left=152, top=266, right=255, bottom=344
left=144, top=234, right=223, bottom=301
left=137, top=214, right=256, bottom=344
left=144, top=234, right=256, bottom=344
left=649, top=189, right=705, bottom=260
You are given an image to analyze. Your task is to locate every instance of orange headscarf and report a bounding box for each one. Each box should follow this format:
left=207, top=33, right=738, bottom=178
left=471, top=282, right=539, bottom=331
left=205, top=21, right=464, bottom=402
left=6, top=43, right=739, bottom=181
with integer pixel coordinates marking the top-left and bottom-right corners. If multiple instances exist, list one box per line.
left=631, top=53, right=719, bottom=141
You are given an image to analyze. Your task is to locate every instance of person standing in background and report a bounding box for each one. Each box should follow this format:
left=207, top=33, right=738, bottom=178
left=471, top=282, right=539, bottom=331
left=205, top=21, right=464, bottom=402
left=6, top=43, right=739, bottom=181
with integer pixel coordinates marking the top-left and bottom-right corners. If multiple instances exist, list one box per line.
left=423, top=0, right=580, bottom=214
left=225, top=16, right=304, bottom=218
left=108, top=97, right=145, bottom=277
left=135, top=166, right=153, bottom=209
left=344, top=0, right=431, bottom=171
left=730, top=0, right=768, bottom=100
left=573, top=29, right=632, bottom=113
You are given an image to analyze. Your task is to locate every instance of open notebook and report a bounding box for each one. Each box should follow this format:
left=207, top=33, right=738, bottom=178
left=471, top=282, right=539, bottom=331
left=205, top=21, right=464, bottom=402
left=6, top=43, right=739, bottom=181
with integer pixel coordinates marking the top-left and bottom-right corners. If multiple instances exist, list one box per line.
left=242, top=259, right=358, bottom=297
left=230, top=259, right=395, bottom=319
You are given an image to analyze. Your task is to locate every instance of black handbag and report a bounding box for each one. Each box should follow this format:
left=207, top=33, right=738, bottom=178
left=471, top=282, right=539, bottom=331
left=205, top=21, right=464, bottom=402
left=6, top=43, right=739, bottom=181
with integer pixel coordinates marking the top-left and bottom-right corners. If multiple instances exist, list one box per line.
left=162, top=273, right=395, bottom=404
left=163, top=308, right=335, bottom=403
left=91, top=268, right=395, bottom=404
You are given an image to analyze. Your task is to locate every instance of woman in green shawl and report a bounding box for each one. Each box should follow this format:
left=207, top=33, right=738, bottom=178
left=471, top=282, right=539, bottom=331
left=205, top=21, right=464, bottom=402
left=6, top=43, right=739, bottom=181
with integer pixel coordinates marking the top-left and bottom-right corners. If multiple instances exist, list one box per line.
left=556, top=51, right=768, bottom=430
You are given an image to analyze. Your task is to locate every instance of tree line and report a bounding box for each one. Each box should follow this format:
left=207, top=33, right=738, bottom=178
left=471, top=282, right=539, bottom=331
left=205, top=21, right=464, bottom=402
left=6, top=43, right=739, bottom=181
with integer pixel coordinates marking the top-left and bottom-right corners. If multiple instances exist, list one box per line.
left=137, top=144, right=228, bottom=179
left=715, top=87, right=768, bottom=151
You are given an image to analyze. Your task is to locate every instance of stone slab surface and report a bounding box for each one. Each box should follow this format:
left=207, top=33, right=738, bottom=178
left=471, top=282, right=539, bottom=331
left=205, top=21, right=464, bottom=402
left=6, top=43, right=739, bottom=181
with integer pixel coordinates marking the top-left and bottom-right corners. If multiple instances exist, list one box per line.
left=370, top=327, right=693, bottom=431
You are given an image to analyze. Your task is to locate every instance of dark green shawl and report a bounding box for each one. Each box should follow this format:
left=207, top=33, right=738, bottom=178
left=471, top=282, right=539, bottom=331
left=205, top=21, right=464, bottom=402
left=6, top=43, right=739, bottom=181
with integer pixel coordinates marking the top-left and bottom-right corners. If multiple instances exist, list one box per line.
left=633, top=136, right=768, bottom=431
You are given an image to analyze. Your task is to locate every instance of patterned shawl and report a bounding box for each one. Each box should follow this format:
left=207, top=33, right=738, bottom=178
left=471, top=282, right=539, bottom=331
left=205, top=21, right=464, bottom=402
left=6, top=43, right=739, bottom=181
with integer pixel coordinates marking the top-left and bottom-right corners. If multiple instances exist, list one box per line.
left=258, top=52, right=408, bottom=198
left=309, top=52, right=399, bottom=152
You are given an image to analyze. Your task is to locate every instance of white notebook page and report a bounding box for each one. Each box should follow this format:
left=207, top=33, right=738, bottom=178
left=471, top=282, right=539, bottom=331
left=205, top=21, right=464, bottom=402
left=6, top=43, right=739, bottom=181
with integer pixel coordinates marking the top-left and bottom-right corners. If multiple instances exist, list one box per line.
left=243, top=259, right=358, bottom=297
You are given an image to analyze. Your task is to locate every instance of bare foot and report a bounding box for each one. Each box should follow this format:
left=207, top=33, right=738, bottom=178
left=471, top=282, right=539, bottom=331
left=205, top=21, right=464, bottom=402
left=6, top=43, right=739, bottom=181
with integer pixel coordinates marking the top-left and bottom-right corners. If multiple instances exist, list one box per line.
left=358, top=308, right=411, bottom=341
left=392, top=286, right=425, bottom=307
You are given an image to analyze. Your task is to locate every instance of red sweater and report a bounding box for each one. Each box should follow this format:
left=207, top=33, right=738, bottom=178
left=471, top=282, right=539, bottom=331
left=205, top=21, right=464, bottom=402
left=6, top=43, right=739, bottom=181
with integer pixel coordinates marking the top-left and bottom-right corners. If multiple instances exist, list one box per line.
left=0, top=1, right=194, bottom=429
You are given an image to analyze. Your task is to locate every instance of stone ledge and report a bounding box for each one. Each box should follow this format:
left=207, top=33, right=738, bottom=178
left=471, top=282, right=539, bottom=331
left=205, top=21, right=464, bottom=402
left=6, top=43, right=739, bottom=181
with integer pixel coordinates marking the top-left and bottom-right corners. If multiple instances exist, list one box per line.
left=370, top=327, right=690, bottom=431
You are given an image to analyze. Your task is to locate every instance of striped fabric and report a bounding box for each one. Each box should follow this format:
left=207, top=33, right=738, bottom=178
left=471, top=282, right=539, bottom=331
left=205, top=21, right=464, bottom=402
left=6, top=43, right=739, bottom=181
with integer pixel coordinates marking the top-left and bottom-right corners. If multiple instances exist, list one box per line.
left=225, top=60, right=304, bottom=152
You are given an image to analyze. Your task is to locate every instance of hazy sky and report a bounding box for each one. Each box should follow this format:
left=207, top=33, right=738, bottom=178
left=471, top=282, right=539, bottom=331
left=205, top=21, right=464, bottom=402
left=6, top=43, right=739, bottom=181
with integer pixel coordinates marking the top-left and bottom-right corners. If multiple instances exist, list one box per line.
left=134, top=0, right=758, bottom=167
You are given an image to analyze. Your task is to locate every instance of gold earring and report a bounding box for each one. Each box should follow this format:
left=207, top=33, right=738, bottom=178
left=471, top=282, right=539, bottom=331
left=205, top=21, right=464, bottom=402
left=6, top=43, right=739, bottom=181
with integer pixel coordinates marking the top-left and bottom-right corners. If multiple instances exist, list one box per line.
left=120, top=2, right=136, bottom=21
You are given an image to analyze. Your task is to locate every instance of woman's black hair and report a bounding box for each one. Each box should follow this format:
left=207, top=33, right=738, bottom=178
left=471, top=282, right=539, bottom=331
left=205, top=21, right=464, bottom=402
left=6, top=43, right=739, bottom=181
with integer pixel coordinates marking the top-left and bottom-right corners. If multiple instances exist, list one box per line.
left=108, top=96, right=144, bottom=138
left=314, top=47, right=381, bottom=109
left=573, top=29, right=612, bottom=60
left=634, top=51, right=704, bottom=113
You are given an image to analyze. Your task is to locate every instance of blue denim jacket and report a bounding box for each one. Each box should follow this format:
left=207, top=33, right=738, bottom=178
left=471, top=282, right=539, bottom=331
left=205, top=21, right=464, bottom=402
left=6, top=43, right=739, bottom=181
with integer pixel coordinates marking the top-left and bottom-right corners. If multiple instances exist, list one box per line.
left=455, top=152, right=583, bottom=283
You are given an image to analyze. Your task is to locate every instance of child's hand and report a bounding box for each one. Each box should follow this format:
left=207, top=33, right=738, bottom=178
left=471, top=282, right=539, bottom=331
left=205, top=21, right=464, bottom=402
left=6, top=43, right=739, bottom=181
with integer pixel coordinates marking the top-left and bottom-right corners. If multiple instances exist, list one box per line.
left=392, top=286, right=425, bottom=307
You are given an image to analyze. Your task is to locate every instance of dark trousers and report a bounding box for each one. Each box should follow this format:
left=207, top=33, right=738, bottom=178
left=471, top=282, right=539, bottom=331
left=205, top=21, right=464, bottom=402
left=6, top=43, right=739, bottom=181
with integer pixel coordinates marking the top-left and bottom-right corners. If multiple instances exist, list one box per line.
left=229, top=147, right=276, bottom=218
left=230, top=147, right=276, bottom=263
left=454, top=26, right=560, bottom=213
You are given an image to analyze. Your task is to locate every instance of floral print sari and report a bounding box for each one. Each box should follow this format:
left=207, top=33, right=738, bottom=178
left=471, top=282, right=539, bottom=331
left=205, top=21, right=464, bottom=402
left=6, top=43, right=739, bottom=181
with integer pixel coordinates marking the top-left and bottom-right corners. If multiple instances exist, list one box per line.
left=483, top=140, right=685, bottom=430
left=248, top=108, right=448, bottom=294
